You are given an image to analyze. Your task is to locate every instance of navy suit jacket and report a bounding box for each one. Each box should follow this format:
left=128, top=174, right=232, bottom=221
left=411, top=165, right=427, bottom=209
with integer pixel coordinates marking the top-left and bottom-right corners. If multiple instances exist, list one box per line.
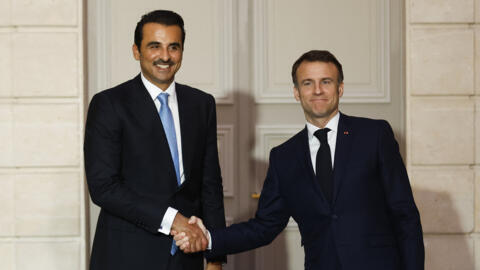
left=84, top=75, right=226, bottom=270
left=209, top=113, right=424, bottom=270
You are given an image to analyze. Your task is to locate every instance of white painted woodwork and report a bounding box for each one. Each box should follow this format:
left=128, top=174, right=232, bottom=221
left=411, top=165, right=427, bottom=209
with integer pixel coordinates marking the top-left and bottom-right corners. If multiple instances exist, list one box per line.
left=87, top=0, right=404, bottom=269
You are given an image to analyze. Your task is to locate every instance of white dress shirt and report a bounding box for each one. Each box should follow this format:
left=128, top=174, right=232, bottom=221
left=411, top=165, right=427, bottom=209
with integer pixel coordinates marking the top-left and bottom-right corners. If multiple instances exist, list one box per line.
left=140, top=73, right=183, bottom=235
left=306, top=112, right=340, bottom=171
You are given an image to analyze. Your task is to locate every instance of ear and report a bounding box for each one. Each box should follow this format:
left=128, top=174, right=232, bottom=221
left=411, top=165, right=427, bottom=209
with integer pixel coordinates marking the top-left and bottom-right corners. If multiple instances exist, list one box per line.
left=338, top=82, right=344, bottom=98
left=293, top=86, right=300, bottom=101
left=132, top=44, right=140, bottom=61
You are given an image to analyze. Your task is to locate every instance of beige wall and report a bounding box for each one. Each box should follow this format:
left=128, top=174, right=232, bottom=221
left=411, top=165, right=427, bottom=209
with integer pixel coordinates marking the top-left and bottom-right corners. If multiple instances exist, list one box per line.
left=406, top=0, right=477, bottom=269
left=0, top=0, right=87, bottom=269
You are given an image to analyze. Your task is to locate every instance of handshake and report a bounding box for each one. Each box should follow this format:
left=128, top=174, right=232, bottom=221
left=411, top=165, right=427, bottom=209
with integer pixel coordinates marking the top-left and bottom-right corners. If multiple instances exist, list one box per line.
left=171, top=213, right=208, bottom=253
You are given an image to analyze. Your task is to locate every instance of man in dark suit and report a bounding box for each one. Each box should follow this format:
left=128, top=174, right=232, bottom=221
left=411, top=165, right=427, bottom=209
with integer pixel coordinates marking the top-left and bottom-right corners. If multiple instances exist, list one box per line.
left=84, top=10, right=226, bottom=270
left=174, top=50, right=424, bottom=270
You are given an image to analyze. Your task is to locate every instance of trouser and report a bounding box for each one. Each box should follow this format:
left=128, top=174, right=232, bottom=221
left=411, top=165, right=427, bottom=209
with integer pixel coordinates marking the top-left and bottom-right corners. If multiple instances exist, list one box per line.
left=166, top=252, right=185, bottom=270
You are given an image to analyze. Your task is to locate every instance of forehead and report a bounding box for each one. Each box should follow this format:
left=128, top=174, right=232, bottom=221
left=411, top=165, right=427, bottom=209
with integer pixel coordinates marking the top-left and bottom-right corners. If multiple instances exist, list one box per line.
left=296, top=61, right=339, bottom=81
left=141, top=23, right=182, bottom=44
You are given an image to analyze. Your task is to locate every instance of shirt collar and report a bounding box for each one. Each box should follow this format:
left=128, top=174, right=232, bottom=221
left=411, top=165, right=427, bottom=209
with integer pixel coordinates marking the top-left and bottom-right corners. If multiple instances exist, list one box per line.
left=306, top=112, right=340, bottom=141
left=141, top=73, right=177, bottom=102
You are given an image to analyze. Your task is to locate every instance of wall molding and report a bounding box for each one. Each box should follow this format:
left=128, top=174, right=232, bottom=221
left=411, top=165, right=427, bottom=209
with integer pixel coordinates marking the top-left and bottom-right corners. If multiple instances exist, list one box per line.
left=254, top=125, right=304, bottom=160
left=90, top=0, right=234, bottom=104
left=88, top=0, right=111, bottom=101
left=217, top=0, right=234, bottom=104
left=218, top=125, right=235, bottom=197
left=253, top=125, right=303, bottom=192
left=253, top=0, right=391, bottom=104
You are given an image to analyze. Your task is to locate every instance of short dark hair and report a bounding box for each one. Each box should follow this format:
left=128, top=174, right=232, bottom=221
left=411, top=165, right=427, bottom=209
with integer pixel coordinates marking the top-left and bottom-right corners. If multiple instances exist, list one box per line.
left=134, top=10, right=186, bottom=50
left=291, top=50, right=344, bottom=86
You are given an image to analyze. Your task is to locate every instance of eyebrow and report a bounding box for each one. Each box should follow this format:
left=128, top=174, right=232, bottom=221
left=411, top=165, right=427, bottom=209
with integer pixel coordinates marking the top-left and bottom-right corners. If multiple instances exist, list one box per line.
left=300, top=77, right=334, bottom=83
left=146, top=41, right=160, bottom=47
left=145, top=41, right=181, bottom=48
left=169, top=42, right=181, bottom=47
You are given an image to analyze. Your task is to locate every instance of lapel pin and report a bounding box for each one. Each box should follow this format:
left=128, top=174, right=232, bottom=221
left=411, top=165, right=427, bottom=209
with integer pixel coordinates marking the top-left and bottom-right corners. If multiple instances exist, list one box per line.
left=343, top=131, right=349, bottom=135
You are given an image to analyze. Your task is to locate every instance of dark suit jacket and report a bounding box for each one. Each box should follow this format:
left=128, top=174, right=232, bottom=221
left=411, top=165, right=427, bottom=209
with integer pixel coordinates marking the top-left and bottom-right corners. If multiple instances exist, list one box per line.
left=209, top=113, right=424, bottom=270
left=84, top=75, right=226, bottom=270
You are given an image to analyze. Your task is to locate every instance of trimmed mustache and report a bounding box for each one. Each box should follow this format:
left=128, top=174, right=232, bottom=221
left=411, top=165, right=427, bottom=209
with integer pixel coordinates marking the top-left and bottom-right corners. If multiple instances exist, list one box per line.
left=153, top=59, right=174, bottom=66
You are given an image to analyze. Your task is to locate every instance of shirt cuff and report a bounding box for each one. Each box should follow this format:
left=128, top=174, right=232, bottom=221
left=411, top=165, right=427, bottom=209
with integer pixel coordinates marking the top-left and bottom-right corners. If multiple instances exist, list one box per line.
left=207, top=230, right=212, bottom=250
left=158, top=207, right=178, bottom=235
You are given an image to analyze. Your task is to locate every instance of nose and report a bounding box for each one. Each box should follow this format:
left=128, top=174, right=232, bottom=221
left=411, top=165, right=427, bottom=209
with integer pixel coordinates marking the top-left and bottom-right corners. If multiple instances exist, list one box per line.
left=158, top=47, right=170, bottom=62
left=313, top=82, right=323, bottom=95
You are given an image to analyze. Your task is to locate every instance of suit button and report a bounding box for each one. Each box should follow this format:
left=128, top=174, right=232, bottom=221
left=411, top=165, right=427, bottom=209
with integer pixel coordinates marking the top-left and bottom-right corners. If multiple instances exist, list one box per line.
left=331, top=214, right=338, bottom=219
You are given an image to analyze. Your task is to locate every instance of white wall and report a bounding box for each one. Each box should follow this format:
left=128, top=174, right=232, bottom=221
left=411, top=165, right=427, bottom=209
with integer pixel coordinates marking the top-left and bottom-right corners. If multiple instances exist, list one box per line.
left=406, top=0, right=478, bottom=269
left=0, top=0, right=87, bottom=269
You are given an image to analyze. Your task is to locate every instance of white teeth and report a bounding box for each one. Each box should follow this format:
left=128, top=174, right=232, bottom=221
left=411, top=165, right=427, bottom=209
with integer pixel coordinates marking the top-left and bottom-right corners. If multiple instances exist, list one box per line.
left=156, top=64, right=169, bottom=69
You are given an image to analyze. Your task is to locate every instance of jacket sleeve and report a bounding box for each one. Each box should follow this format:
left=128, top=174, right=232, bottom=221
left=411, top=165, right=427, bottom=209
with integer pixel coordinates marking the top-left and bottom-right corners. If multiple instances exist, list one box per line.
left=84, top=92, right=168, bottom=234
left=207, top=148, right=290, bottom=257
left=378, top=120, right=424, bottom=270
left=200, top=95, right=227, bottom=263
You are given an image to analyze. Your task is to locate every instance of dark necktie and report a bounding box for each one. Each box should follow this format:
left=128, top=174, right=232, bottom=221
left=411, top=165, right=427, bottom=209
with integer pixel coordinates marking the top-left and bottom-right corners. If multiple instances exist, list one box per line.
left=314, top=128, right=333, bottom=203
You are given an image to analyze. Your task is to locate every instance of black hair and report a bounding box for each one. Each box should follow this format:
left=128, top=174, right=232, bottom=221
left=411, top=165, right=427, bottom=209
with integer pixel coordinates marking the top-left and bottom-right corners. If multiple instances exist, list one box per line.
left=291, top=50, right=344, bottom=86
left=134, top=10, right=185, bottom=50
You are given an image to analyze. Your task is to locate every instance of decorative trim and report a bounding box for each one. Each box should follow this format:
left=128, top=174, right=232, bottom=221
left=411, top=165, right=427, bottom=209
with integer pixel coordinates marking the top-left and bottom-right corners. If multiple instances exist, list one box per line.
left=217, top=125, right=235, bottom=197
left=253, top=0, right=268, bottom=104
left=217, top=0, right=234, bottom=104
left=92, top=0, right=234, bottom=104
left=254, top=125, right=303, bottom=160
left=253, top=0, right=391, bottom=104
left=253, top=125, right=303, bottom=192
left=89, top=0, right=111, bottom=99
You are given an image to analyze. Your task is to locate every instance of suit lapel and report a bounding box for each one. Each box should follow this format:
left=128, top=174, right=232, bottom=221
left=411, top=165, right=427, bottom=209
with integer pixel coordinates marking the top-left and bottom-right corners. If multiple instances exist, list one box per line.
left=129, top=75, right=168, bottom=141
left=175, top=83, right=194, bottom=185
left=129, top=75, right=180, bottom=188
left=332, top=113, right=353, bottom=204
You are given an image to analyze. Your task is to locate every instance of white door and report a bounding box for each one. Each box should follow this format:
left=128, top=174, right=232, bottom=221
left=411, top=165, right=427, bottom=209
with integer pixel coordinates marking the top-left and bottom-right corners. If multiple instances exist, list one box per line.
left=87, top=0, right=404, bottom=269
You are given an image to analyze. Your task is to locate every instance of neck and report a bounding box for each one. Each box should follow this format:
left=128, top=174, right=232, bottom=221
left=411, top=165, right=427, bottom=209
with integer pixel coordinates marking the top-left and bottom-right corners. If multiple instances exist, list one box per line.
left=156, top=81, right=172, bottom=91
left=306, top=110, right=338, bottom=129
left=141, top=72, right=173, bottom=91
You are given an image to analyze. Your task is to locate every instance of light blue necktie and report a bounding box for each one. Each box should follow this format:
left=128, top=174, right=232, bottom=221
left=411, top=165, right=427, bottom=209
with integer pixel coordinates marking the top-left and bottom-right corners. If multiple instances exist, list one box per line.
left=157, top=93, right=181, bottom=255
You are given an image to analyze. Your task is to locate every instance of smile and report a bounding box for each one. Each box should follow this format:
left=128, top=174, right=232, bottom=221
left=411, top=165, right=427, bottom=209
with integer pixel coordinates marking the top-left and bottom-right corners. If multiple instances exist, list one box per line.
left=155, top=64, right=170, bottom=69
left=311, top=98, right=328, bottom=102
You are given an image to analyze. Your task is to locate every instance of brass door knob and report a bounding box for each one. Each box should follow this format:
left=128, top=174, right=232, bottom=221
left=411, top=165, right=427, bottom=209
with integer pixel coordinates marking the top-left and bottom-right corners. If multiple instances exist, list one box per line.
left=251, top=193, right=260, bottom=199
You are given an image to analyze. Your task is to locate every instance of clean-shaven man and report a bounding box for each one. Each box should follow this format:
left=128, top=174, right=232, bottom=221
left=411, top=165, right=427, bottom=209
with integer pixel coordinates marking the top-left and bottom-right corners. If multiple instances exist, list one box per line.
left=175, top=50, right=424, bottom=270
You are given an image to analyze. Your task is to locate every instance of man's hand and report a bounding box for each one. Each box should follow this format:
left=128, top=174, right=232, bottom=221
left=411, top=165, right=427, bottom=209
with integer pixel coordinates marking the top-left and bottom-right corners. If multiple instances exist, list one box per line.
left=170, top=213, right=207, bottom=253
left=172, top=216, right=208, bottom=253
left=206, top=262, right=222, bottom=270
